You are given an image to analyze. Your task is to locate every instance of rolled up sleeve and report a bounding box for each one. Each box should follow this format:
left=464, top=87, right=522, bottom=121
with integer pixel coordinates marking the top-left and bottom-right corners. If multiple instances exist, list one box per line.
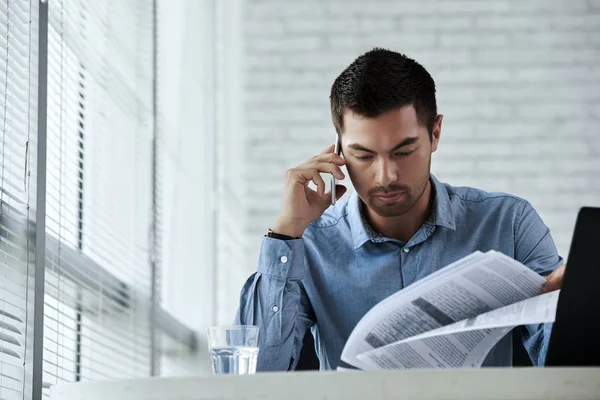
left=235, top=237, right=315, bottom=371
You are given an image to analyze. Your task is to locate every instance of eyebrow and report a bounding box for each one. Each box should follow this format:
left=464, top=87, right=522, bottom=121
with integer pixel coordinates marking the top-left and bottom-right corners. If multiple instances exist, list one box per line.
left=347, top=137, right=419, bottom=154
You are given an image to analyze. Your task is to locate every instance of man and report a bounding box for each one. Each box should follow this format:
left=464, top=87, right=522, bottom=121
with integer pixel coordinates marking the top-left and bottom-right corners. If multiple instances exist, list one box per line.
left=235, top=48, right=565, bottom=371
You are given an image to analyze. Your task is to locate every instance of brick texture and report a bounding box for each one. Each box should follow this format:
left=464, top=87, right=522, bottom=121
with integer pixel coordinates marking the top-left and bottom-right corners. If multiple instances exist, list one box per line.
left=218, top=0, right=600, bottom=322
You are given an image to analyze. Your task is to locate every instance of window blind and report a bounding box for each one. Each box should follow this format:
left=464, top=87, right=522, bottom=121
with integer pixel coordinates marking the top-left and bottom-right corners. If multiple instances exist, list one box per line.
left=43, top=0, right=157, bottom=390
left=0, top=1, right=39, bottom=399
left=0, top=1, right=203, bottom=396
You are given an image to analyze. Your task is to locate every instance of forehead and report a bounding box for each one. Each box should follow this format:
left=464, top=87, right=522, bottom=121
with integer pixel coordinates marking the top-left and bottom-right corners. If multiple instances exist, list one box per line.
left=341, top=105, right=427, bottom=148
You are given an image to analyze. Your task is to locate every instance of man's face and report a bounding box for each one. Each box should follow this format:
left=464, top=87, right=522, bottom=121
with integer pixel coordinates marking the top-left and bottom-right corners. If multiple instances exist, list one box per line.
left=340, top=105, right=441, bottom=217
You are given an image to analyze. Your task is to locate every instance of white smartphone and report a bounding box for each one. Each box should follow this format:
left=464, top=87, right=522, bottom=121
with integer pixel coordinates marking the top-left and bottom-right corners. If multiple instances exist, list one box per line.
left=331, top=136, right=342, bottom=205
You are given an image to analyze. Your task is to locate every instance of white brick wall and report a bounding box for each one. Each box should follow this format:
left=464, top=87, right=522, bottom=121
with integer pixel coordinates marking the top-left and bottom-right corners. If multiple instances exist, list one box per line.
left=217, top=0, right=600, bottom=322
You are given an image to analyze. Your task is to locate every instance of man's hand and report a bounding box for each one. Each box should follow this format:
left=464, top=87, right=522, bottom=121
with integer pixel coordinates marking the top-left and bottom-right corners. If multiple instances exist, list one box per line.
left=271, top=144, right=347, bottom=238
left=542, top=264, right=566, bottom=293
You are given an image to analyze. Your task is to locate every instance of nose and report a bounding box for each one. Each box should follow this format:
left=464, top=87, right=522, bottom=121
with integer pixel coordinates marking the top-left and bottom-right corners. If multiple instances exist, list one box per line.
left=375, top=157, right=399, bottom=187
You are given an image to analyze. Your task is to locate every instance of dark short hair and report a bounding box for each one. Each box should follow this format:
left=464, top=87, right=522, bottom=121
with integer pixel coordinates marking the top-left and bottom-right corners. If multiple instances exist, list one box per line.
left=330, top=48, right=437, bottom=140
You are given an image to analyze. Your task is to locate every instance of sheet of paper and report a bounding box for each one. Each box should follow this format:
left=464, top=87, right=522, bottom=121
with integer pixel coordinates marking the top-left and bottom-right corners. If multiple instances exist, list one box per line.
left=341, top=252, right=485, bottom=368
left=341, top=250, right=548, bottom=369
left=356, top=291, right=559, bottom=370
left=409, top=290, right=560, bottom=340
left=357, top=327, right=513, bottom=370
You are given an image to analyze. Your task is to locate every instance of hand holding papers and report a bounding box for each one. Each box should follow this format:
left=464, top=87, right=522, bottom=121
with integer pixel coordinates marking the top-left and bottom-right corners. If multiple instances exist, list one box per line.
left=340, top=251, right=558, bottom=370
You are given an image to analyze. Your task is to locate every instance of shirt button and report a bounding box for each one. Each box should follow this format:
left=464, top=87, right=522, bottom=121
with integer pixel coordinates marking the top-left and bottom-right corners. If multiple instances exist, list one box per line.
left=272, top=305, right=279, bottom=312
left=403, top=247, right=410, bottom=253
left=280, top=256, right=288, bottom=263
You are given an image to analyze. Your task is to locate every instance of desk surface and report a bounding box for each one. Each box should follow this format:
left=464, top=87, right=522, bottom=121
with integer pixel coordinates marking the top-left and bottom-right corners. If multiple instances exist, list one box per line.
left=50, top=367, right=600, bottom=400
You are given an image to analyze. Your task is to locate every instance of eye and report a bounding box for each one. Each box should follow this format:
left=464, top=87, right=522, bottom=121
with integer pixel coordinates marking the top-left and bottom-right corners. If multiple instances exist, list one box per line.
left=355, top=155, right=374, bottom=161
left=394, top=151, right=414, bottom=157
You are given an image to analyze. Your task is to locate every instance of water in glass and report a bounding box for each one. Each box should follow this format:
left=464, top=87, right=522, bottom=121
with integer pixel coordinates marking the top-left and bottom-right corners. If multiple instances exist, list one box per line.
left=210, top=346, right=259, bottom=374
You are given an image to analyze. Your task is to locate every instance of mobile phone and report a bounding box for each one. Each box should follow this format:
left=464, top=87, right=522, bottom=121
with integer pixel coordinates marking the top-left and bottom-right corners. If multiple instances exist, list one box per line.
left=331, top=136, right=342, bottom=205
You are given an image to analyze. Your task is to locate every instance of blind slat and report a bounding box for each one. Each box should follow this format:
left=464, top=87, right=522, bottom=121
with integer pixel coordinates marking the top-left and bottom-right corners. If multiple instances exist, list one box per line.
left=39, top=0, right=200, bottom=388
left=0, top=0, right=36, bottom=396
left=44, top=0, right=157, bottom=386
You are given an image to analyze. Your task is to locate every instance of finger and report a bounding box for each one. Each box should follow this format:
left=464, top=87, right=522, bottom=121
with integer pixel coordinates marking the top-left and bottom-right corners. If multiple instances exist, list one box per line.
left=294, top=162, right=345, bottom=181
left=542, top=264, right=565, bottom=293
left=543, top=274, right=562, bottom=292
left=319, top=144, right=335, bottom=155
left=550, top=264, right=566, bottom=282
left=289, top=166, right=337, bottom=188
left=542, top=278, right=561, bottom=293
left=312, top=152, right=346, bottom=166
left=315, top=162, right=345, bottom=180
left=311, top=171, right=325, bottom=197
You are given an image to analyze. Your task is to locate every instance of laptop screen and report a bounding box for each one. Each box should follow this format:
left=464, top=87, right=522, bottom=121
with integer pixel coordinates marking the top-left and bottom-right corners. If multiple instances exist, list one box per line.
left=545, top=207, right=600, bottom=366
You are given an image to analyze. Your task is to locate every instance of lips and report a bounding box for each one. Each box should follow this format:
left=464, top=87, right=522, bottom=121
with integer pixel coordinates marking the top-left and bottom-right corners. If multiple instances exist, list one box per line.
left=373, top=192, right=404, bottom=204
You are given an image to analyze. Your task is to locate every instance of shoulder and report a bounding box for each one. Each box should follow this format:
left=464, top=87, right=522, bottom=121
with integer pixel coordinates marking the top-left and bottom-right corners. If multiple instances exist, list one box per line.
left=444, top=181, right=530, bottom=213
left=439, top=179, right=539, bottom=235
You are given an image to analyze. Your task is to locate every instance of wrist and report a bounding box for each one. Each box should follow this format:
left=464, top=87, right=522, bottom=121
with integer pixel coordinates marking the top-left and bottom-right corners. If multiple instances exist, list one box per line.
left=272, top=218, right=307, bottom=238
left=266, top=229, right=298, bottom=241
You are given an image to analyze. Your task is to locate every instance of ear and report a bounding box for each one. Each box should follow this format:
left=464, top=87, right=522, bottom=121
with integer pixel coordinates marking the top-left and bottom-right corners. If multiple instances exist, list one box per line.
left=430, top=114, right=443, bottom=153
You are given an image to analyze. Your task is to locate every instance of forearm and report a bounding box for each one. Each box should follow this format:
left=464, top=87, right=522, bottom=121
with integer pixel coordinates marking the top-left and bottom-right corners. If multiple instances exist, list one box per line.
left=235, top=237, right=314, bottom=371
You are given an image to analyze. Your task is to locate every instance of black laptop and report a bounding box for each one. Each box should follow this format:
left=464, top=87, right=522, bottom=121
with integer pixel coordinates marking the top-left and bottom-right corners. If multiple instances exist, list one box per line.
left=545, top=207, right=600, bottom=366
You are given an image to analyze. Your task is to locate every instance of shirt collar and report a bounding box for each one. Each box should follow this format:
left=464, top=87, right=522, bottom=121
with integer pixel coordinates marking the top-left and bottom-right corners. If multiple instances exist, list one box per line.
left=348, top=174, right=456, bottom=249
left=430, top=174, right=456, bottom=232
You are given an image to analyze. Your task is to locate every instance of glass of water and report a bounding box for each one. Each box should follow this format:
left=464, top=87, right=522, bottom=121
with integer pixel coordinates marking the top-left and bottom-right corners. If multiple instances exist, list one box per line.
left=207, top=325, right=259, bottom=375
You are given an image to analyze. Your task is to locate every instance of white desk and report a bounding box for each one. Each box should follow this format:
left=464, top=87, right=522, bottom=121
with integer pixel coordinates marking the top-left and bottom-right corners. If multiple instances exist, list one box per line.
left=50, top=367, right=600, bottom=400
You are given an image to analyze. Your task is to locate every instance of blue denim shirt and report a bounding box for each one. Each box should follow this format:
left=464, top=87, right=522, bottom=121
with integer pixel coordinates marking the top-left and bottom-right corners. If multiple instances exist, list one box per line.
left=235, top=175, right=563, bottom=371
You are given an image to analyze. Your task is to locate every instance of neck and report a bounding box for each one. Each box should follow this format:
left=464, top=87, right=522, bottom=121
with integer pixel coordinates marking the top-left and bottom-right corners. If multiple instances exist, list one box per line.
left=365, top=180, right=434, bottom=243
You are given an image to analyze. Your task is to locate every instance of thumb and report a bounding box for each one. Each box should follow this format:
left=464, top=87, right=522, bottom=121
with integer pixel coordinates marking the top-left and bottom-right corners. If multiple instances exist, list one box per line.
left=542, top=264, right=565, bottom=293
